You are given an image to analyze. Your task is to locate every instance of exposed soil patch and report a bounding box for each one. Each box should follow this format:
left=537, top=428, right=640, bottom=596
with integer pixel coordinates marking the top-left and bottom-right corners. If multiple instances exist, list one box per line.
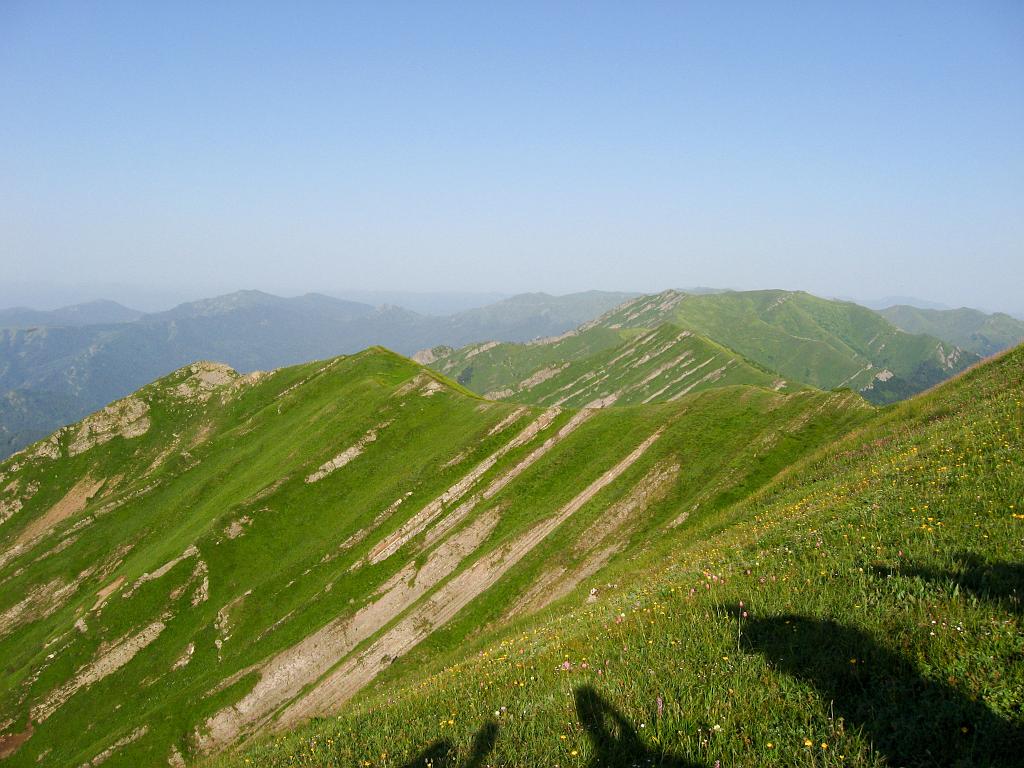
left=92, top=576, right=125, bottom=611
left=517, top=364, right=569, bottom=391
left=0, top=572, right=92, bottom=638
left=421, top=409, right=598, bottom=550
left=0, top=720, right=33, bottom=759
left=172, top=643, right=195, bottom=671
left=224, top=516, right=252, bottom=539
left=15, top=476, right=104, bottom=548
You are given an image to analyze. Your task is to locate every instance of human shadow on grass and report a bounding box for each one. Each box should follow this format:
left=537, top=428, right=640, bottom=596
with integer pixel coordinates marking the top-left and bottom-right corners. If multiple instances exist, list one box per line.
left=574, top=686, right=706, bottom=767
left=398, top=720, right=497, bottom=768
left=741, top=613, right=1024, bottom=767
left=398, top=692, right=703, bottom=767
left=872, top=551, right=1024, bottom=617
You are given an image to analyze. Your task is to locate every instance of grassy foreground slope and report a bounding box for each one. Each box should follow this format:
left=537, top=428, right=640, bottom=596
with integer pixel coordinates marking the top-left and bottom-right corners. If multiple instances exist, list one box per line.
left=430, top=322, right=794, bottom=408
left=222, top=346, right=1023, bottom=767
left=880, top=304, right=1024, bottom=357
left=0, top=351, right=869, bottom=766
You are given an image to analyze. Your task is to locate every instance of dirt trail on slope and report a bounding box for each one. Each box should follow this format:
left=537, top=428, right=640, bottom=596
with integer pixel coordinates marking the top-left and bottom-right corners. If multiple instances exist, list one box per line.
left=364, top=408, right=561, bottom=565
left=278, top=427, right=665, bottom=725
left=195, top=511, right=500, bottom=753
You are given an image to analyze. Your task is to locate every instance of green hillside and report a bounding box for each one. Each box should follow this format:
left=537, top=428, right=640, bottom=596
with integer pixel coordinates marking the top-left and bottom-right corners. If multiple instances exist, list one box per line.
left=0, top=350, right=869, bottom=766
left=220, top=345, right=1024, bottom=768
left=430, top=322, right=795, bottom=408
left=599, top=289, right=980, bottom=403
left=428, top=290, right=979, bottom=408
left=880, top=305, right=1024, bottom=357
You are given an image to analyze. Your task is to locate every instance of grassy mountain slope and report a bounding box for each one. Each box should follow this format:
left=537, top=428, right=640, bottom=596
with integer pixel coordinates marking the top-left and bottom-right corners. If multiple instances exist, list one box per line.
left=880, top=304, right=1024, bottom=357
left=220, top=345, right=1024, bottom=768
left=0, top=350, right=869, bottom=766
left=430, top=322, right=794, bottom=408
left=0, top=291, right=633, bottom=460
left=600, top=290, right=980, bottom=403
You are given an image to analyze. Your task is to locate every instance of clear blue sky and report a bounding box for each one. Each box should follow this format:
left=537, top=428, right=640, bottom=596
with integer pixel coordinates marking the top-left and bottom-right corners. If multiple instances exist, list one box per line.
left=1, top=1, right=1022, bottom=311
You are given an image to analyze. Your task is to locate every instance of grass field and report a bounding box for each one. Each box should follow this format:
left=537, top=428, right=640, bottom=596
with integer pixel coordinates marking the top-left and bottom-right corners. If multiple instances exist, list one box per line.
left=215, top=346, right=1023, bottom=767
left=0, top=348, right=873, bottom=766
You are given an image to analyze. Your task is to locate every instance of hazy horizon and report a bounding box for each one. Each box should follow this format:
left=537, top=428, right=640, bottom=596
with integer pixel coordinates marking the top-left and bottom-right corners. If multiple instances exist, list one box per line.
left=2, top=3, right=1022, bottom=313
left=5, top=279, right=1022, bottom=320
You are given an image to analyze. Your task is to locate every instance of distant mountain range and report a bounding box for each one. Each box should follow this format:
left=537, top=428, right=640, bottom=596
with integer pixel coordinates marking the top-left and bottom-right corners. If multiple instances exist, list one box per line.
left=0, top=290, right=635, bottom=457
left=0, top=300, right=143, bottom=328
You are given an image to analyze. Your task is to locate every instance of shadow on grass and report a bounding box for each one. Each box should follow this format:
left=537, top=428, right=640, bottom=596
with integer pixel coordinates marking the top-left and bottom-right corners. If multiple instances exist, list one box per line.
left=575, top=686, right=706, bottom=767
left=398, top=720, right=497, bottom=768
left=742, top=613, right=1024, bottom=767
left=397, top=691, right=704, bottom=767
left=873, top=551, right=1024, bottom=616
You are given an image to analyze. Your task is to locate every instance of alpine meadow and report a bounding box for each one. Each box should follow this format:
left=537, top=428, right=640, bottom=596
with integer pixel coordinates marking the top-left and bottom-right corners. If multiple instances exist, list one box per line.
left=1, top=3, right=1022, bottom=767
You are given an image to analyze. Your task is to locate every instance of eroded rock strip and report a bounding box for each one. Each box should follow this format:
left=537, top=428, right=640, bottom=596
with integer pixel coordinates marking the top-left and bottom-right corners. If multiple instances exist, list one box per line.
left=641, top=356, right=715, bottom=403
left=195, top=511, right=500, bottom=753
left=508, top=459, right=682, bottom=617
left=279, top=427, right=665, bottom=724
left=33, top=621, right=166, bottom=722
left=305, top=422, right=391, bottom=483
left=123, top=545, right=200, bottom=599
left=667, top=360, right=732, bottom=400
left=421, top=407, right=598, bottom=549
left=486, top=407, right=528, bottom=436
left=364, top=407, right=561, bottom=564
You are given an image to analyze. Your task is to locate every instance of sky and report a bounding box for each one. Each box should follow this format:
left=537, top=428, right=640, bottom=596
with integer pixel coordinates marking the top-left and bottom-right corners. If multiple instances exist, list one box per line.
left=1, top=1, right=1022, bottom=312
